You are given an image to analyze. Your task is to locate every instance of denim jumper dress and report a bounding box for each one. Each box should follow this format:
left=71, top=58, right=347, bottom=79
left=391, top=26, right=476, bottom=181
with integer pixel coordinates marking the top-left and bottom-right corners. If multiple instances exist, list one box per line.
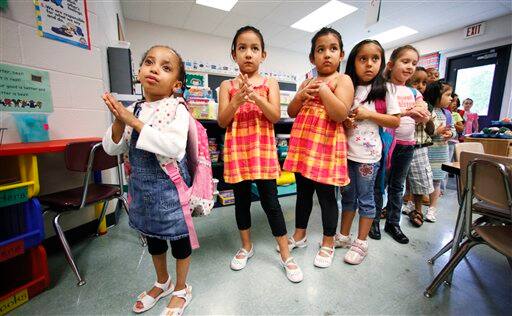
left=128, top=106, right=192, bottom=241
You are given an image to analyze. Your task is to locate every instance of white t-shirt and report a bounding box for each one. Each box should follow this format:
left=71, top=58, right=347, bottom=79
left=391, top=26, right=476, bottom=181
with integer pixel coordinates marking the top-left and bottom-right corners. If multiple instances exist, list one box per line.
left=347, top=83, right=401, bottom=163
left=394, top=84, right=421, bottom=142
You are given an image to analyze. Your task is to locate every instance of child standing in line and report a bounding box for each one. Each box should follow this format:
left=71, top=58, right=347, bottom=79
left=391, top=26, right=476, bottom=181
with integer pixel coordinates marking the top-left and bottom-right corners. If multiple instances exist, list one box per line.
left=424, top=80, right=457, bottom=222
left=426, top=67, right=440, bottom=84
left=284, top=27, right=354, bottom=268
left=218, top=26, right=303, bottom=283
left=370, top=45, right=430, bottom=243
left=462, top=98, right=479, bottom=135
left=401, top=67, right=436, bottom=227
left=103, top=45, right=194, bottom=315
left=335, top=39, right=400, bottom=264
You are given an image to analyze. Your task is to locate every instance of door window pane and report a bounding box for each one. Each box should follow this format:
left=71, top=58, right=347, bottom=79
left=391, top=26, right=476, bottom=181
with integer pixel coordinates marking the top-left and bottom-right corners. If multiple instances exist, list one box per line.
left=455, top=64, right=495, bottom=116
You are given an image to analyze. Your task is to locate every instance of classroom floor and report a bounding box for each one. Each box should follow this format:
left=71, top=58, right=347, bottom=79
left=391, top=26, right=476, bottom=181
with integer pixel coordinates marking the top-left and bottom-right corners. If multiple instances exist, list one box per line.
left=11, top=186, right=511, bottom=315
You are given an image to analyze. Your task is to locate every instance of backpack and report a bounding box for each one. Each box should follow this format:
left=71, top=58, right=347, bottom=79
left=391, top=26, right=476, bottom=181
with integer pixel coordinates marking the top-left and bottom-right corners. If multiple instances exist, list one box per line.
left=375, top=98, right=395, bottom=191
left=132, top=100, right=215, bottom=218
left=170, top=111, right=215, bottom=217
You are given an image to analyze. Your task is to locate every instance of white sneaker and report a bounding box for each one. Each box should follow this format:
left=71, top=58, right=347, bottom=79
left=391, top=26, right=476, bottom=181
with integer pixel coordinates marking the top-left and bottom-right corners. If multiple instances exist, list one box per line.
left=402, top=201, right=415, bottom=215
left=425, top=207, right=437, bottom=222
left=334, top=233, right=352, bottom=248
left=280, top=257, right=303, bottom=283
left=344, top=239, right=368, bottom=265
left=276, top=236, right=308, bottom=252
left=230, top=245, right=254, bottom=270
left=313, top=246, right=335, bottom=268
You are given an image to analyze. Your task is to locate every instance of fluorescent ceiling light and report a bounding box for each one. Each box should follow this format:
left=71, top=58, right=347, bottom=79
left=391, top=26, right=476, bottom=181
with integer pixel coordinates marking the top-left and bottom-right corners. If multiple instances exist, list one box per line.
left=370, top=26, right=418, bottom=45
left=196, top=0, right=238, bottom=11
left=291, top=0, right=358, bottom=33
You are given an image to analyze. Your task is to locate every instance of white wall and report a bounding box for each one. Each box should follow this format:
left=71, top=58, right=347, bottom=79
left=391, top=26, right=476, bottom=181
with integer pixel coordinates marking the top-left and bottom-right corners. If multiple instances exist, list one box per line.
left=125, top=19, right=311, bottom=82
left=0, top=0, right=125, bottom=237
left=386, top=14, right=512, bottom=119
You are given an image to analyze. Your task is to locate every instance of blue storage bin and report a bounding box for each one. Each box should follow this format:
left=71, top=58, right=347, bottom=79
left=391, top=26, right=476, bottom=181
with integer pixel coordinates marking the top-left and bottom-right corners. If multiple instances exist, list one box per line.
left=0, top=199, right=45, bottom=262
left=12, top=113, right=50, bottom=143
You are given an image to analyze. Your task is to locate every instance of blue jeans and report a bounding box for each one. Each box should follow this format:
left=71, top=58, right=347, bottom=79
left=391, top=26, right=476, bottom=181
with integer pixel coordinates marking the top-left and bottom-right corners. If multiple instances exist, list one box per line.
left=341, top=160, right=380, bottom=218
left=374, top=144, right=414, bottom=226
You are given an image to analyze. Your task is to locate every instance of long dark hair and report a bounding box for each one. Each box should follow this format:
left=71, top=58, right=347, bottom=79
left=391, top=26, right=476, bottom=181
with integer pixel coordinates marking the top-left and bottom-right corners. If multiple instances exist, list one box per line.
left=231, top=25, right=265, bottom=58
left=345, top=39, right=387, bottom=103
left=423, top=79, right=452, bottom=108
left=309, top=27, right=343, bottom=72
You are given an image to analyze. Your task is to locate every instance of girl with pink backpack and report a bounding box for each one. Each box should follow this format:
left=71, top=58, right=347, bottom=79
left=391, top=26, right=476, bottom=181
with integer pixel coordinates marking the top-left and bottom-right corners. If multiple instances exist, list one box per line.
left=102, top=45, right=213, bottom=316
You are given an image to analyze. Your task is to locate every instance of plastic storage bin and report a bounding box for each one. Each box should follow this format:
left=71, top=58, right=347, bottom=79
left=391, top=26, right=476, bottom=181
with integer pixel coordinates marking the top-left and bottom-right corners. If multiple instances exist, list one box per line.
left=0, top=245, right=50, bottom=316
left=12, top=113, right=49, bottom=143
left=0, top=199, right=44, bottom=263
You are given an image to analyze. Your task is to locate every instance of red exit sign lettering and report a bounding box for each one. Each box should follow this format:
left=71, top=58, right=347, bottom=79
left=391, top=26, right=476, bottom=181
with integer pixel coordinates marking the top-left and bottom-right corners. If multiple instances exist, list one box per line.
left=464, top=22, right=486, bottom=39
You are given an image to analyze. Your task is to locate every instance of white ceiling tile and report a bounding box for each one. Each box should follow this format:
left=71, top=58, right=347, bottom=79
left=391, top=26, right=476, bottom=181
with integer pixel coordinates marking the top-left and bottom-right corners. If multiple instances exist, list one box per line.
left=121, top=0, right=150, bottom=21
left=263, top=1, right=330, bottom=27
left=149, top=0, right=193, bottom=29
left=253, top=20, right=288, bottom=40
left=212, top=13, right=260, bottom=38
left=378, top=0, right=428, bottom=20
left=182, top=4, right=228, bottom=34
left=268, top=28, right=309, bottom=47
left=230, top=0, right=282, bottom=20
left=283, top=38, right=310, bottom=54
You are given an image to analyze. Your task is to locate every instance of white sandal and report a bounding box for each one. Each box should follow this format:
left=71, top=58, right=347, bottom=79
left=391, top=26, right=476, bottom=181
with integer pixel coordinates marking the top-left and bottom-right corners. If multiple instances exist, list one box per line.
left=276, top=236, right=308, bottom=252
left=230, top=245, right=254, bottom=270
left=313, top=246, right=335, bottom=268
left=160, top=284, right=192, bottom=316
left=133, top=275, right=174, bottom=313
left=280, top=257, right=303, bottom=283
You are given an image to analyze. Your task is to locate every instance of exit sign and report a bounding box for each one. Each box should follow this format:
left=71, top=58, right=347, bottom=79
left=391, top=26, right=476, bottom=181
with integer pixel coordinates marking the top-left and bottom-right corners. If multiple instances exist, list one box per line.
left=464, top=22, right=486, bottom=39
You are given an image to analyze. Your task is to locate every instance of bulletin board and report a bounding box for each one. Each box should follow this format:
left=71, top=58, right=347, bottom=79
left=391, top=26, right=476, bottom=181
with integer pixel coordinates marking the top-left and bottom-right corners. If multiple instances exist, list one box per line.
left=418, top=52, right=440, bottom=70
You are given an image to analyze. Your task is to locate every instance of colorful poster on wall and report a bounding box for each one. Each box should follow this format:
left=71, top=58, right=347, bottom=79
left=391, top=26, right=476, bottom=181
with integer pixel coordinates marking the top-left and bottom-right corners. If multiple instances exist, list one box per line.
left=0, top=63, right=53, bottom=113
left=34, top=0, right=91, bottom=50
left=186, top=73, right=206, bottom=87
left=418, top=52, right=440, bottom=70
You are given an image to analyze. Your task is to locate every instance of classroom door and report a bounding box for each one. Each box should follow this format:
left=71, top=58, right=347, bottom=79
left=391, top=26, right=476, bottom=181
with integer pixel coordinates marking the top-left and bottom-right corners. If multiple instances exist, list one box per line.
left=445, top=44, right=511, bottom=128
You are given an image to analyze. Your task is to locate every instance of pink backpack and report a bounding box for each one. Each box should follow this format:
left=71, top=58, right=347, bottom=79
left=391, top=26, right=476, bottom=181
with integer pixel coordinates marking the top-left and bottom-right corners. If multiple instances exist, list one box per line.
left=167, top=112, right=215, bottom=218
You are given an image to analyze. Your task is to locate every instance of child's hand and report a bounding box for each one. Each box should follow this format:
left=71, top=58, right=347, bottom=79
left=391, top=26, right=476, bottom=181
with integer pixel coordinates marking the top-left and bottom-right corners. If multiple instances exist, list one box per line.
left=298, top=80, right=320, bottom=102
left=353, top=106, right=373, bottom=121
left=414, top=99, right=428, bottom=110
left=343, top=116, right=356, bottom=129
left=407, top=106, right=429, bottom=119
left=102, top=93, right=137, bottom=127
left=442, top=130, right=453, bottom=139
left=435, top=124, right=450, bottom=136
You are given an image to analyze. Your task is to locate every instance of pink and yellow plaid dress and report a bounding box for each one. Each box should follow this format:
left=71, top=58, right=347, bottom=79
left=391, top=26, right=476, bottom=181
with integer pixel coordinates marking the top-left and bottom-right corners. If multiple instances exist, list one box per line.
left=223, top=78, right=280, bottom=184
left=284, top=81, right=349, bottom=186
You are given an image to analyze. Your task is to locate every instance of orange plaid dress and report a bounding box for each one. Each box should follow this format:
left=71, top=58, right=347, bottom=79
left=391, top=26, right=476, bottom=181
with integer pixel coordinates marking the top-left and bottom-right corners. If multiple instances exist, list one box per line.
left=223, top=78, right=280, bottom=183
left=283, top=80, right=349, bottom=186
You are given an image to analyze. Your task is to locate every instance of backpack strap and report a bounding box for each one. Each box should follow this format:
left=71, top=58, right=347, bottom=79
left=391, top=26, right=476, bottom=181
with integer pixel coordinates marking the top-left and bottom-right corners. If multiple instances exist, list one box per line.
left=133, top=100, right=145, bottom=118
left=375, top=99, right=387, bottom=114
left=408, top=87, right=417, bottom=99
left=166, top=163, right=199, bottom=250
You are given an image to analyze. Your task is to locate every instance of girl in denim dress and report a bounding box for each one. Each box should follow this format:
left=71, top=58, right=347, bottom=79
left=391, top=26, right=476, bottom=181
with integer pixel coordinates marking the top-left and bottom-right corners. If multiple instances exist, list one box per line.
left=102, top=45, right=193, bottom=316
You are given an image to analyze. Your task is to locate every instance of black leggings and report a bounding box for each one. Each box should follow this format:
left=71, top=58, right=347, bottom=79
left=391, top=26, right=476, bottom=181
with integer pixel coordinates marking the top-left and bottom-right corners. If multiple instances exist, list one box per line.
left=232, top=180, right=287, bottom=237
left=146, top=236, right=191, bottom=259
left=295, top=173, right=338, bottom=236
